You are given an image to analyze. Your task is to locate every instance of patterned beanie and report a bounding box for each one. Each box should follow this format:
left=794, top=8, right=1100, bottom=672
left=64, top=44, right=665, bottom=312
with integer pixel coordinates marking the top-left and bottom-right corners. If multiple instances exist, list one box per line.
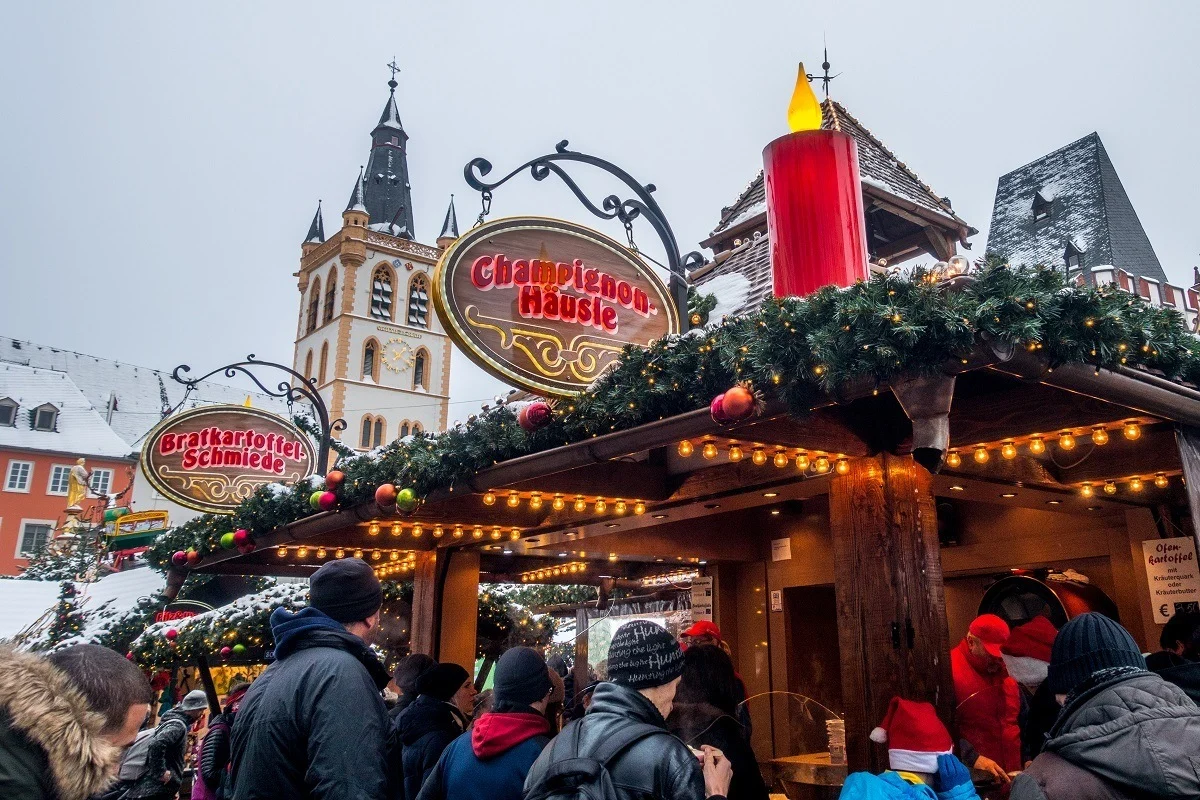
left=607, top=620, right=684, bottom=689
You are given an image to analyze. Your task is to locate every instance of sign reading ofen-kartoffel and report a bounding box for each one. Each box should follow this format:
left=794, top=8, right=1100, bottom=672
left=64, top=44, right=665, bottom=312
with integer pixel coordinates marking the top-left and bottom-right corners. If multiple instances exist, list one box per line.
left=432, top=216, right=679, bottom=397
left=1142, top=538, right=1200, bottom=623
left=141, top=405, right=316, bottom=514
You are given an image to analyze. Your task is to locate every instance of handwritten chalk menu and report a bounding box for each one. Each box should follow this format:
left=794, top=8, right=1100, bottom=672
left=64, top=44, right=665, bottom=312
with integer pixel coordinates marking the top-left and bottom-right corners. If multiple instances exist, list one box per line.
left=1142, top=538, right=1200, bottom=623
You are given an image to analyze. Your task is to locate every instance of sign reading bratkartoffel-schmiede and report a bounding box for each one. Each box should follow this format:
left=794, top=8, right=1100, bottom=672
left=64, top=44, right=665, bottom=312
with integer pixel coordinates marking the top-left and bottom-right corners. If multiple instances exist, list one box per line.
left=141, top=405, right=316, bottom=514
left=432, top=216, right=679, bottom=397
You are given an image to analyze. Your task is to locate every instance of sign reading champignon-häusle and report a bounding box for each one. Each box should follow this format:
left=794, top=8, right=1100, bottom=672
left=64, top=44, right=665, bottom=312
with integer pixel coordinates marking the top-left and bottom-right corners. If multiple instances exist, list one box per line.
left=140, top=405, right=316, bottom=514
left=432, top=216, right=679, bottom=396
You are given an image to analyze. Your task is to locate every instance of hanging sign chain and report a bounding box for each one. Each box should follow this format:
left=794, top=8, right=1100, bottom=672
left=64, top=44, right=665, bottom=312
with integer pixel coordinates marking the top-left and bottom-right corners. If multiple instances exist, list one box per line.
left=475, top=190, right=492, bottom=228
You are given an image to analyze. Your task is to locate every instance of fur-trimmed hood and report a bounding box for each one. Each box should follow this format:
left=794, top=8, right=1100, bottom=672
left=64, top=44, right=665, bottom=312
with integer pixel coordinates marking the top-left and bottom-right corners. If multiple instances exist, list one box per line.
left=0, top=648, right=122, bottom=800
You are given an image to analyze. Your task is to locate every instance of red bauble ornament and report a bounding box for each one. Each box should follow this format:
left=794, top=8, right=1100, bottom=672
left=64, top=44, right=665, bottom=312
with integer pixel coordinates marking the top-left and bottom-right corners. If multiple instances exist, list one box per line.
left=318, top=491, right=337, bottom=511
left=375, top=483, right=397, bottom=506
left=325, top=470, right=345, bottom=489
left=710, top=393, right=731, bottom=424
left=219, top=646, right=232, bottom=660
left=233, top=529, right=250, bottom=545
left=126, top=651, right=135, bottom=661
left=165, top=629, right=178, bottom=641
left=720, top=385, right=756, bottom=421
left=171, top=550, right=188, bottom=567
left=518, top=402, right=553, bottom=432
left=185, top=549, right=200, bottom=566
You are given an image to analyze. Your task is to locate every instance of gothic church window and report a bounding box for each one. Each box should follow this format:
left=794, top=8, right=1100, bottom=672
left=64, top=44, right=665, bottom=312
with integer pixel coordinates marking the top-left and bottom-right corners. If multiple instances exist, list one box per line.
left=307, top=277, right=321, bottom=334
left=318, top=342, right=329, bottom=385
left=400, top=422, right=410, bottom=439
left=323, top=268, right=337, bottom=324
left=304, top=350, right=313, bottom=381
left=407, top=274, right=429, bottom=328
left=371, top=266, right=394, bottom=321
left=362, top=339, right=380, bottom=382
left=413, top=349, right=428, bottom=390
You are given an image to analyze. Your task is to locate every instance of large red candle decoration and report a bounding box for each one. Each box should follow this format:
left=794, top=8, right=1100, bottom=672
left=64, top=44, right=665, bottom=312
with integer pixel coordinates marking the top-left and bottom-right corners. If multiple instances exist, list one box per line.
left=763, top=64, right=869, bottom=298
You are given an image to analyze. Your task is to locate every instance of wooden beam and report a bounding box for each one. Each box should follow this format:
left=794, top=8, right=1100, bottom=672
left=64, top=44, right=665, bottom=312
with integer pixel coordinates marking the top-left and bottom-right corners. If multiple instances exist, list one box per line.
left=437, top=549, right=479, bottom=667
left=498, top=460, right=670, bottom=501
left=1175, top=426, right=1200, bottom=554
left=724, top=410, right=874, bottom=457
left=574, top=608, right=590, bottom=710
left=410, top=550, right=437, bottom=656
left=875, top=229, right=934, bottom=262
left=924, top=226, right=955, bottom=262
left=829, top=454, right=952, bottom=771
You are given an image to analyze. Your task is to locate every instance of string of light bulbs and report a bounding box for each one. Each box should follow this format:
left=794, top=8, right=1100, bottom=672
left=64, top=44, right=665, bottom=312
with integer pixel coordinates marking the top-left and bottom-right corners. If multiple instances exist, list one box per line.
left=481, top=491, right=648, bottom=516
left=364, top=521, right=525, bottom=541
left=677, top=438, right=849, bottom=476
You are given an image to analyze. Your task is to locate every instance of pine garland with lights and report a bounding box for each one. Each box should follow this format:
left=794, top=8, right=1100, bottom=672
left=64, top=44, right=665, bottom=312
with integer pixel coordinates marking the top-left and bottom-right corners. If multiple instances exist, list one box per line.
left=146, top=261, right=1200, bottom=564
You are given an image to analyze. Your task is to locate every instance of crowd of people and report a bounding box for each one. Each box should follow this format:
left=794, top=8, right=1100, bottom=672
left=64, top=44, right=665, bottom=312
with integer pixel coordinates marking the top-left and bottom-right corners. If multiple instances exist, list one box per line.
left=3, top=556, right=1200, bottom=800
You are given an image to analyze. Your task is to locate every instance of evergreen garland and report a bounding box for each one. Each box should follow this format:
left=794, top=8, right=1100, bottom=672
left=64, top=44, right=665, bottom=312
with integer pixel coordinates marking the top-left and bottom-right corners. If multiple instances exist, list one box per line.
left=147, top=261, right=1200, bottom=565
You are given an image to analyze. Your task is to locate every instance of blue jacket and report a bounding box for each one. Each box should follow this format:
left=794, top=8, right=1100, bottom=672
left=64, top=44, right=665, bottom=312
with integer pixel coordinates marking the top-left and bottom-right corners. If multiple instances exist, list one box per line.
left=839, top=771, right=979, bottom=800
left=415, top=711, right=549, bottom=800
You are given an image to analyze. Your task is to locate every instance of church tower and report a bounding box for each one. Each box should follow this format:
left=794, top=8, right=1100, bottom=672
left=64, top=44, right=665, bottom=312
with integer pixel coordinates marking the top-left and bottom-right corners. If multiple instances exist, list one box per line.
left=293, top=71, right=454, bottom=451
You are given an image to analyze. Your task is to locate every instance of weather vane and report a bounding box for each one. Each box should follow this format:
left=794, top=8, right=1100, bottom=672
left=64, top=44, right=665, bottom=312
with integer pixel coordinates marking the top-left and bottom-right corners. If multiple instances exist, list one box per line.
left=387, top=57, right=400, bottom=89
left=806, top=46, right=839, bottom=97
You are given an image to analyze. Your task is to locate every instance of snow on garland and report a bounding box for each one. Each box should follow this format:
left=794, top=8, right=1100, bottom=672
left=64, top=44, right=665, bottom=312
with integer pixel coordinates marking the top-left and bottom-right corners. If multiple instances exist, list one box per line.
left=147, top=261, right=1200, bottom=569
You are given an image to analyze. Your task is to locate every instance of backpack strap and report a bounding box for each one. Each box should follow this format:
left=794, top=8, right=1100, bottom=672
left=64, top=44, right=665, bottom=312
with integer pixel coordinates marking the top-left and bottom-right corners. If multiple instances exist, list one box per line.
left=589, top=721, right=666, bottom=767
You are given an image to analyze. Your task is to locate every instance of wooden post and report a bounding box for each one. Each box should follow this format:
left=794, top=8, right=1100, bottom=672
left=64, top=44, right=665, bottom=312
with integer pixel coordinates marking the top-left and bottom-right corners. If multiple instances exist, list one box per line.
left=829, top=453, right=953, bottom=772
left=1175, top=426, right=1200, bottom=554
left=437, top=549, right=480, bottom=670
left=410, top=550, right=438, bottom=655
left=573, top=607, right=590, bottom=710
left=195, top=656, right=222, bottom=716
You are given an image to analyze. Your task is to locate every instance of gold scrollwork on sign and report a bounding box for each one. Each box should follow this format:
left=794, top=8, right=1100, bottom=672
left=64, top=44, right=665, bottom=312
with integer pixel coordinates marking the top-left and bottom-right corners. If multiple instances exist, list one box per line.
left=464, top=305, right=626, bottom=382
left=157, top=467, right=307, bottom=506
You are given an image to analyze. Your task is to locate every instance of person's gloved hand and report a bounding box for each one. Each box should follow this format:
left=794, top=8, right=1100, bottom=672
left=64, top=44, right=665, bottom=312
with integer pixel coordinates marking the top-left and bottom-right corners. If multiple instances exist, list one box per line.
left=935, top=753, right=972, bottom=792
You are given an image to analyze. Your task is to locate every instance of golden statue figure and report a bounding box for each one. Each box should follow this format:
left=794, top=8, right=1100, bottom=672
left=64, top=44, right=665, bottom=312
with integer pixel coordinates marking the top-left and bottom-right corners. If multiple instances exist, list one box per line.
left=66, top=458, right=91, bottom=511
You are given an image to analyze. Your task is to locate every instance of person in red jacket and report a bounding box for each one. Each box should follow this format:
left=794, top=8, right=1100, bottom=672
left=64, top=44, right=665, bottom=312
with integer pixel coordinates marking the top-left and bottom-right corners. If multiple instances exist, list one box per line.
left=951, top=614, right=1021, bottom=784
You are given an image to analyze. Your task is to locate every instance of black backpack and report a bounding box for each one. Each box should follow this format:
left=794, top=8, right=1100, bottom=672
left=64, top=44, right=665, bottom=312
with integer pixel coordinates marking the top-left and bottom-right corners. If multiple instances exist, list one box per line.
left=524, top=719, right=664, bottom=800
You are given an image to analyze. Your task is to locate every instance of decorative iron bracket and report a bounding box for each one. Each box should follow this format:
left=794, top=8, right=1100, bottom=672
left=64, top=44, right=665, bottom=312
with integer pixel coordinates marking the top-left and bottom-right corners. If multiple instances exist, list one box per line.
left=464, top=141, right=702, bottom=329
left=170, top=355, right=345, bottom=474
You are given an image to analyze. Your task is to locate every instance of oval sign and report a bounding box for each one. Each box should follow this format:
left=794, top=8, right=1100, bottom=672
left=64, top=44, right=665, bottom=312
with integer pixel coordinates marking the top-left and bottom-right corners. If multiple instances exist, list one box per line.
left=140, top=405, right=316, bottom=514
left=432, top=216, right=679, bottom=397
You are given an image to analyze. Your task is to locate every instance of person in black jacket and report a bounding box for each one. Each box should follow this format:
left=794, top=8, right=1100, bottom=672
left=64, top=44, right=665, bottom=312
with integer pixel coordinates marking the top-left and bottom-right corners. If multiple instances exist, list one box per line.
left=524, top=620, right=733, bottom=800
left=229, top=559, right=392, bottom=800
left=198, top=682, right=249, bottom=800
left=1146, top=611, right=1200, bottom=703
left=126, top=690, right=208, bottom=800
left=394, top=662, right=476, bottom=800
left=390, top=655, right=436, bottom=723
left=667, top=645, right=768, bottom=800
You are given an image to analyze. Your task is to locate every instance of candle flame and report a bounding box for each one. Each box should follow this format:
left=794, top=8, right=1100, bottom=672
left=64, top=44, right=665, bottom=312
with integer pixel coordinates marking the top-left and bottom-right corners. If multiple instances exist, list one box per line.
left=787, top=62, right=823, bottom=132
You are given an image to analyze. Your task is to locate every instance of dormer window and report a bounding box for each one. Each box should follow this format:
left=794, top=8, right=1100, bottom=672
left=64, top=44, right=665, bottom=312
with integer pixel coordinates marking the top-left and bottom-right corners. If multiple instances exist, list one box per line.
left=0, top=398, right=16, bottom=427
left=1064, top=239, right=1086, bottom=273
left=1032, top=191, right=1052, bottom=223
left=32, top=403, right=58, bottom=431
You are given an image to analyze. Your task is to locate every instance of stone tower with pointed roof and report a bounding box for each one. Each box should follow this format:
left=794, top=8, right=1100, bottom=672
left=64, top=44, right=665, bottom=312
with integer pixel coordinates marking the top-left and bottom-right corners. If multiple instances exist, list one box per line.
left=292, top=75, right=452, bottom=448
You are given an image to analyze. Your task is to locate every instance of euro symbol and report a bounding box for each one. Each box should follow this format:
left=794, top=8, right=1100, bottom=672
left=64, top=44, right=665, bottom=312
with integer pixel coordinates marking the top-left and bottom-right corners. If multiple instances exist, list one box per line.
left=1161, top=604, right=1170, bottom=617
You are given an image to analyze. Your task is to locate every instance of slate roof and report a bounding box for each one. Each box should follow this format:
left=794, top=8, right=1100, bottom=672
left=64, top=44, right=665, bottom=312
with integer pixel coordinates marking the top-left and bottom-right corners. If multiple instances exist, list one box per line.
left=305, top=201, right=325, bottom=244
left=439, top=196, right=459, bottom=240
left=985, top=132, right=1168, bottom=284
left=345, top=167, right=368, bottom=213
left=364, top=85, right=415, bottom=239
left=0, top=336, right=295, bottom=448
left=692, top=235, right=773, bottom=318
left=0, top=363, right=134, bottom=458
left=708, top=99, right=965, bottom=243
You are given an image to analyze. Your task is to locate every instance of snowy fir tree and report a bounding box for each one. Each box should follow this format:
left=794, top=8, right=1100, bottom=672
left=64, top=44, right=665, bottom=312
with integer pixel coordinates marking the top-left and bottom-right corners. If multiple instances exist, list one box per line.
left=17, top=529, right=99, bottom=581
left=34, top=582, right=86, bottom=651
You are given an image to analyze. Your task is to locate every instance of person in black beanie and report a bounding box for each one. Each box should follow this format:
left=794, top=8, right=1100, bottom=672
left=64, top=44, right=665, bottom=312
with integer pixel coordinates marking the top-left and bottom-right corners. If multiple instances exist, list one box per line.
left=229, top=558, right=392, bottom=800
left=416, top=647, right=554, bottom=800
left=1011, top=612, right=1200, bottom=800
left=524, top=620, right=733, bottom=800
left=393, top=663, right=476, bottom=800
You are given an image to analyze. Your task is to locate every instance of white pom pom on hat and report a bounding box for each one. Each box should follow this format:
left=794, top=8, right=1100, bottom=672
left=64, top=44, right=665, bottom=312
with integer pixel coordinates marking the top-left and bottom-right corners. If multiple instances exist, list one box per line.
left=869, top=726, right=889, bottom=744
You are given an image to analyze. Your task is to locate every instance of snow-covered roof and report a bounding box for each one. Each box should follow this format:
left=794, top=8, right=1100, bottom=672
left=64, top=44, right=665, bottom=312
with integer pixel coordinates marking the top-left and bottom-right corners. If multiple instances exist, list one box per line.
left=0, top=579, right=59, bottom=640
left=0, top=364, right=134, bottom=459
left=692, top=235, right=773, bottom=319
left=0, top=336, right=296, bottom=448
left=72, top=565, right=165, bottom=642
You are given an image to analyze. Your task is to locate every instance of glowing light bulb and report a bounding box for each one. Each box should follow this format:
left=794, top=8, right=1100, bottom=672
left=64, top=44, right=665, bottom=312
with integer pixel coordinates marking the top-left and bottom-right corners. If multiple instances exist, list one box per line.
left=507, top=492, right=521, bottom=508
left=786, top=62, right=823, bottom=132
left=835, top=458, right=850, bottom=475
left=1129, top=476, right=1144, bottom=492
left=945, top=450, right=962, bottom=468
left=510, top=528, right=520, bottom=540
left=368, top=522, right=380, bottom=536
left=751, top=448, right=768, bottom=466
left=595, top=498, right=607, bottom=514
left=974, top=446, right=989, bottom=464
left=677, top=440, right=694, bottom=457
left=702, top=441, right=719, bottom=459
left=482, top=491, right=496, bottom=506
left=371, top=550, right=381, bottom=561
left=432, top=526, right=444, bottom=539
left=633, top=501, right=646, bottom=515
left=573, top=495, right=587, bottom=512
left=1123, top=421, right=1141, bottom=440
left=472, top=526, right=484, bottom=539
left=1155, top=472, right=1169, bottom=489
left=1001, top=442, right=1017, bottom=460
left=1103, top=481, right=1117, bottom=495
left=335, top=548, right=345, bottom=559
left=297, top=546, right=308, bottom=558
left=389, top=551, right=399, bottom=561
left=614, top=499, right=627, bottom=514
left=552, top=494, right=566, bottom=511
left=728, top=445, right=743, bottom=462
left=411, top=524, right=423, bottom=538
left=1091, top=427, right=1109, bottom=446
left=796, top=451, right=811, bottom=471
left=316, top=547, right=327, bottom=559
left=529, top=492, right=543, bottom=510
left=773, top=449, right=789, bottom=468
left=353, top=549, right=364, bottom=559
left=491, top=526, right=502, bottom=540
left=390, top=522, right=402, bottom=537
left=1058, top=432, right=1076, bottom=451
left=453, top=525, right=464, bottom=539
left=277, top=546, right=287, bottom=558
left=608, top=553, right=618, bottom=562
left=1028, top=436, right=1046, bottom=455
left=1080, top=483, right=1094, bottom=498
left=815, top=456, right=831, bottom=474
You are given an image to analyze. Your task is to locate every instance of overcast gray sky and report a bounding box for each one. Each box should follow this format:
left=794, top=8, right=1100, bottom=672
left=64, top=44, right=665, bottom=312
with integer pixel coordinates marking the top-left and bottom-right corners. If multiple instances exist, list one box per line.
left=2, top=1, right=1196, bottom=417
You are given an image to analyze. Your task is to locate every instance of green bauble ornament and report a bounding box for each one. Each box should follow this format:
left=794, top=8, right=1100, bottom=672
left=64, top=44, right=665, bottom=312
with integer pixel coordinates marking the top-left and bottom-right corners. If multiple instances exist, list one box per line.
left=232, top=643, right=246, bottom=655
left=309, top=490, right=324, bottom=510
left=396, top=487, right=418, bottom=512
left=219, top=532, right=236, bottom=549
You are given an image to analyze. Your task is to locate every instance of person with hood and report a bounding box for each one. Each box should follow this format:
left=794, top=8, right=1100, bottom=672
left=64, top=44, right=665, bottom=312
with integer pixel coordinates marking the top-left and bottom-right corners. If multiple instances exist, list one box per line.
left=1145, top=610, right=1200, bottom=703
left=394, top=662, right=476, bottom=800
left=1011, top=612, right=1200, bottom=800
left=391, top=654, right=437, bottom=722
left=950, top=614, right=1020, bottom=782
left=415, top=647, right=553, bottom=800
left=124, top=689, right=208, bottom=800
left=839, top=697, right=979, bottom=800
left=667, top=644, right=768, bottom=800
left=229, top=558, right=392, bottom=800
left=523, top=620, right=733, bottom=800
left=999, top=616, right=1060, bottom=764
left=0, top=644, right=153, bottom=800
left=197, top=682, right=250, bottom=800
left=680, top=620, right=751, bottom=737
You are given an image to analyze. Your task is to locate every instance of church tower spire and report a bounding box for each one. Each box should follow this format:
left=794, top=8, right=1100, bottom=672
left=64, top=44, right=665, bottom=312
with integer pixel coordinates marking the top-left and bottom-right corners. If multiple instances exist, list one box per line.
left=305, top=200, right=325, bottom=244
left=363, top=65, right=415, bottom=240
left=437, top=195, right=459, bottom=248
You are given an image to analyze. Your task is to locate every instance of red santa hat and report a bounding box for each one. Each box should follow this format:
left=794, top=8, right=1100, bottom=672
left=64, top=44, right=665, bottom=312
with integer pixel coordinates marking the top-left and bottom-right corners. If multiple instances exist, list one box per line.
left=1001, top=616, right=1057, bottom=662
left=869, top=697, right=954, bottom=774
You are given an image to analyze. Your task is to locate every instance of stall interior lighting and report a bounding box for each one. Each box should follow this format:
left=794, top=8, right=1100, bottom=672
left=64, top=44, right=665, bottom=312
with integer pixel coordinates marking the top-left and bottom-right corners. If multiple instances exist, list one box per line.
left=520, top=561, right=589, bottom=582
left=641, top=569, right=701, bottom=587
left=361, top=521, right=499, bottom=539
left=274, top=545, right=417, bottom=574
left=676, top=438, right=845, bottom=477
left=483, top=491, right=648, bottom=517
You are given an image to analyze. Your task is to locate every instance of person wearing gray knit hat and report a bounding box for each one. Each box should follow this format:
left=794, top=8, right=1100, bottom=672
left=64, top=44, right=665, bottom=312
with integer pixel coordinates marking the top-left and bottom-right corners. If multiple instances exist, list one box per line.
left=1046, top=612, right=1146, bottom=696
